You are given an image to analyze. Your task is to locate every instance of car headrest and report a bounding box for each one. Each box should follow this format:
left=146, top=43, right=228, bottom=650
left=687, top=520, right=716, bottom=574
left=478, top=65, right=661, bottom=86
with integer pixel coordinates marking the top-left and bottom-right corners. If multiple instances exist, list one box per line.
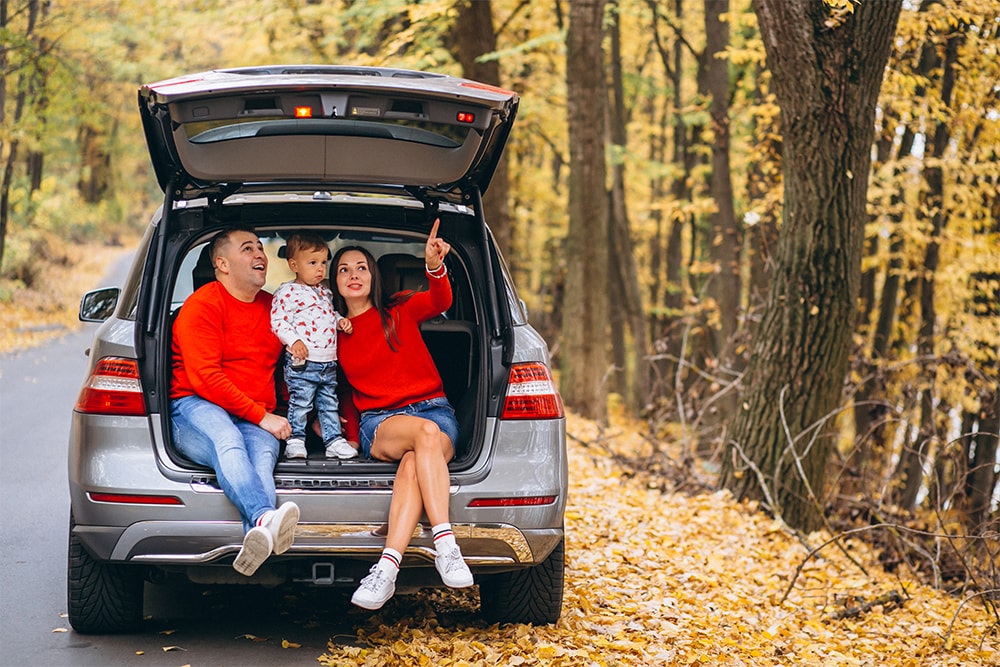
left=192, top=244, right=215, bottom=290
left=377, top=253, right=427, bottom=294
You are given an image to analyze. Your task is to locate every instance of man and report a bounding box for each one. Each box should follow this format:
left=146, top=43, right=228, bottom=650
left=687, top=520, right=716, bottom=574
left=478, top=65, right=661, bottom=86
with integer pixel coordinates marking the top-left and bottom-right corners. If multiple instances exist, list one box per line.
left=170, top=226, right=299, bottom=576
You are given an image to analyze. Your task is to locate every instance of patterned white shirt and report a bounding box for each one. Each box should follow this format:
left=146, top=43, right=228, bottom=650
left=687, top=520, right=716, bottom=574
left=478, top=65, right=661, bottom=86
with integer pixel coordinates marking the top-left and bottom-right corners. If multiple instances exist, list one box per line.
left=270, top=281, right=342, bottom=362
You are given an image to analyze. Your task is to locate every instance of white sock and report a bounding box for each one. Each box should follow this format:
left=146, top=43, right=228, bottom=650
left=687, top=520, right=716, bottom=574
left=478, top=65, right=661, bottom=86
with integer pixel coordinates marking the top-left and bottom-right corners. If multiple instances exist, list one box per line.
left=377, top=548, right=402, bottom=579
left=432, top=523, right=457, bottom=550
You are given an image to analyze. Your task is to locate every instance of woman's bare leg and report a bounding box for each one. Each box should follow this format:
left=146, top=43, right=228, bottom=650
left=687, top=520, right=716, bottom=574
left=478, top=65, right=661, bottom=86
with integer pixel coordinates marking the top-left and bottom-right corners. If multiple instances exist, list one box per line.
left=372, top=415, right=454, bottom=543
left=384, top=452, right=422, bottom=554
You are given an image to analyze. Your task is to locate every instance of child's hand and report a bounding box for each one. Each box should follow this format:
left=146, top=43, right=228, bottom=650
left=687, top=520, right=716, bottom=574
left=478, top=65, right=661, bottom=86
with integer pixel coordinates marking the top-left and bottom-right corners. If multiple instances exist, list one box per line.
left=338, top=318, right=353, bottom=334
left=289, top=340, right=308, bottom=363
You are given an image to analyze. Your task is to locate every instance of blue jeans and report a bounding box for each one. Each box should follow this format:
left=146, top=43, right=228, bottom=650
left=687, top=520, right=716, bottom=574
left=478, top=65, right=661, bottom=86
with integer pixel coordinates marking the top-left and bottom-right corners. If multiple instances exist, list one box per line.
left=358, top=396, right=459, bottom=459
left=284, top=358, right=343, bottom=445
left=171, top=395, right=278, bottom=532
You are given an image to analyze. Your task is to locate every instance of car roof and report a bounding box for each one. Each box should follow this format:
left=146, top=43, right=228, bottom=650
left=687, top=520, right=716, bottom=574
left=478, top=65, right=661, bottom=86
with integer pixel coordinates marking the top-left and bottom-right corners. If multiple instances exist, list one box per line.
left=139, top=65, right=519, bottom=201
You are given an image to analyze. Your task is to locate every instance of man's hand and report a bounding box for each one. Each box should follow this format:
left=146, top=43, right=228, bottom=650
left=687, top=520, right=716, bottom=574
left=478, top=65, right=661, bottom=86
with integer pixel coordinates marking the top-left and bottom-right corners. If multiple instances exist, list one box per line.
left=259, top=412, right=291, bottom=440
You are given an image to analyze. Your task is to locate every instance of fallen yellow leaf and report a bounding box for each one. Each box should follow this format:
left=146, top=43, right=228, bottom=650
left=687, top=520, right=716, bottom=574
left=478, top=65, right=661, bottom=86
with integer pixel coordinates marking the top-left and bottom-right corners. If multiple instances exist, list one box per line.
left=281, top=639, right=301, bottom=649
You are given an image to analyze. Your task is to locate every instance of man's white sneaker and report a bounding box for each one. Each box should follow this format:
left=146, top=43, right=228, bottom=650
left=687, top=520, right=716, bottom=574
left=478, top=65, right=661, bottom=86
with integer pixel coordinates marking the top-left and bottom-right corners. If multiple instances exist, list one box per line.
left=233, top=526, right=273, bottom=576
left=435, top=544, right=474, bottom=588
left=284, top=439, right=307, bottom=459
left=259, top=502, right=300, bottom=554
left=351, top=565, right=396, bottom=610
left=325, top=437, right=358, bottom=459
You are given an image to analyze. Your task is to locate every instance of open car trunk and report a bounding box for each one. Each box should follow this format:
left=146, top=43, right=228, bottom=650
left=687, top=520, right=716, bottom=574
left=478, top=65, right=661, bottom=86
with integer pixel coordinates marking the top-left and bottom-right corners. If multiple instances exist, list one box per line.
left=144, top=195, right=510, bottom=483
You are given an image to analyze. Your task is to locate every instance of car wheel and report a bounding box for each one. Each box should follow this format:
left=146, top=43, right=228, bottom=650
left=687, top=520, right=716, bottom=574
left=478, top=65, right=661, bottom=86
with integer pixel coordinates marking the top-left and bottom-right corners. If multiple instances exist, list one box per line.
left=67, top=513, right=144, bottom=634
left=479, top=535, right=564, bottom=625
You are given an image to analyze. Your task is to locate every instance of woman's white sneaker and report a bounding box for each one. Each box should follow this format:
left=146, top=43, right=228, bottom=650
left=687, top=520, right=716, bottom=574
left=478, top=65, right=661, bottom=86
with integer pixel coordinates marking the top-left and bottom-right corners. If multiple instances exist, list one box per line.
left=351, top=565, right=396, bottom=610
left=435, top=545, right=474, bottom=588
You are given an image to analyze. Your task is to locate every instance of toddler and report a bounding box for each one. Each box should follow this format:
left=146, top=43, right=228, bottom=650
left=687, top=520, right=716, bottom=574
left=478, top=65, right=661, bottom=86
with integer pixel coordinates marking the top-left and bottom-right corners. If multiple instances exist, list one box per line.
left=270, top=232, right=357, bottom=459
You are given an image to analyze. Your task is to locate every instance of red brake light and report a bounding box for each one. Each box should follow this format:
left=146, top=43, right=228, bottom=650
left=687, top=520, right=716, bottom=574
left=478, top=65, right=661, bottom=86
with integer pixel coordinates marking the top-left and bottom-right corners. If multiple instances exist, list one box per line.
left=294, top=106, right=313, bottom=118
left=456, top=111, right=475, bottom=124
left=75, top=357, right=146, bottom=416
left=501, top=362, right=564, bottom=420
left=89, top=492, right=183, bottom=506
left=467, top=496, right=556, bottom=508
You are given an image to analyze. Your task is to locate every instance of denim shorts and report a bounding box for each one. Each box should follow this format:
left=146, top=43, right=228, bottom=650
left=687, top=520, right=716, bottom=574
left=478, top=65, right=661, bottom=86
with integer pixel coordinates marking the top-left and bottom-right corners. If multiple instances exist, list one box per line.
left=358, top=396, right=458, bottom=459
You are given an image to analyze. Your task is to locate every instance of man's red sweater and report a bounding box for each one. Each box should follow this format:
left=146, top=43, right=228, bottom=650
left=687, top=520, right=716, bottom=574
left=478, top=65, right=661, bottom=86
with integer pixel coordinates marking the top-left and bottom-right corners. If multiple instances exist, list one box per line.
left=171, top=282, right=283, bottom=425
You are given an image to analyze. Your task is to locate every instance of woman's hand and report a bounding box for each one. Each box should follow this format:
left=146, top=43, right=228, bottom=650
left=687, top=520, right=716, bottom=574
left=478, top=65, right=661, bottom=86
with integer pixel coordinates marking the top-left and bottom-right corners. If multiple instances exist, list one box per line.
left=425, top=218, right=450, bottom=271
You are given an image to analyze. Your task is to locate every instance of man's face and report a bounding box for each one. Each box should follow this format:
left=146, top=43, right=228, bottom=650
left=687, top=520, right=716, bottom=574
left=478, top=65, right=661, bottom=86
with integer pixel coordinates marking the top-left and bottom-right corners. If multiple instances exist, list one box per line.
left=216, top=230, right=268, bottom=292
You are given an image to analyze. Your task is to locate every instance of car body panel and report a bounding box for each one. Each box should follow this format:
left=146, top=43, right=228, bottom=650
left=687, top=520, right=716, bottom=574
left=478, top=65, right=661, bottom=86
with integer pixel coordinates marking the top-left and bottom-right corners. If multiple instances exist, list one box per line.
left=69, top=67, right=565, bottom=630
left=139, top=65, right=519, bottom=199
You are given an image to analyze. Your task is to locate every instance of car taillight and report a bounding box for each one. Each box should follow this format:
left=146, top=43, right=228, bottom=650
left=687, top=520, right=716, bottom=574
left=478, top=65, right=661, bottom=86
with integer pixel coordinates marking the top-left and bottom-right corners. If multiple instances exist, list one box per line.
left=75, top=357, right=147, bottom=416
left=501, top=362, right=564, bottom=420
left=89, top=492, right=183, bottom=506
left=467, top=495, right=557, bottom=508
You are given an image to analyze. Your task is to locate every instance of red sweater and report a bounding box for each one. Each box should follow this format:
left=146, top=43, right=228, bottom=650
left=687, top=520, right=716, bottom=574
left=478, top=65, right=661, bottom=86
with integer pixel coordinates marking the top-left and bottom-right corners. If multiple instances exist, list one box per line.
left=170, top=282, right=283, bottom=425
left=337, top=271, right=451, bottom=413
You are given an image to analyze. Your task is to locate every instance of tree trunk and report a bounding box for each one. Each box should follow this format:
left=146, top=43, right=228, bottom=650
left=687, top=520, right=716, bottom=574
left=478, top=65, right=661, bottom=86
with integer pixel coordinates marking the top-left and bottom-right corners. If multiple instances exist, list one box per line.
left=1, top=0, right=42, bottom=270
left=704, top=0, right=740, bottom=368
left=77, top=124, right=112, bottom=204
left=647, top=0, right=691, bottom=401
left=607, top=0, right=650, bottom=412
left=720, top=0, right=902, bottom=533
left=891, top=25, right=961, bottom=512
left=450, top=0, right=513, bottom=260
left=847, top=121, right=914, bottom=496
left=560, top=0, right=610, bottom=421
left=964, top=388, right=998, bottom=531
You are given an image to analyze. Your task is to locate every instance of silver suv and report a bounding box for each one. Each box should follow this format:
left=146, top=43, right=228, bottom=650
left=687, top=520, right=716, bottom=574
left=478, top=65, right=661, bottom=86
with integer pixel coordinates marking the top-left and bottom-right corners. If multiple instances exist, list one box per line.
left=68, top=65, right=566, bottom=634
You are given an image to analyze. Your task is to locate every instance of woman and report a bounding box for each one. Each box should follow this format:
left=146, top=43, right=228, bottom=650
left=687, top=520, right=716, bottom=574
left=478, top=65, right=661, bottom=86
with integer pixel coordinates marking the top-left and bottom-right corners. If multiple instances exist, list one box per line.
left=332, top=219, right=473, bottom=610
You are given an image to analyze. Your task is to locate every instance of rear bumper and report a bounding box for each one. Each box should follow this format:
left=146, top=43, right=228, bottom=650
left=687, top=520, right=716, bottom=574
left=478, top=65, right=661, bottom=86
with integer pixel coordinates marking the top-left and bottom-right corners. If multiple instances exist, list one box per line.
left=73, top=520, right=563, bottom=571
left=69, top=412, right=567, bottom=572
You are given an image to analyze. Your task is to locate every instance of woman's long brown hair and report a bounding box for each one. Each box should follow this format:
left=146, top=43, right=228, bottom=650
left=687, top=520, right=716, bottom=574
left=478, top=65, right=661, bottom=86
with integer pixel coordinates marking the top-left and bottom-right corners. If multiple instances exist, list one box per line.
left=331, top=245, right=413, bottom=352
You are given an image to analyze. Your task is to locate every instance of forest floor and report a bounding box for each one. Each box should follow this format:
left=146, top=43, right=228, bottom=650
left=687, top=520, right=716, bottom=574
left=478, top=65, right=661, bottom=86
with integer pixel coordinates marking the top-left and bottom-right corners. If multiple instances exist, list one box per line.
left=6, top=244, right=997, bottom=666
left=315, top=412, right=997, bottom=666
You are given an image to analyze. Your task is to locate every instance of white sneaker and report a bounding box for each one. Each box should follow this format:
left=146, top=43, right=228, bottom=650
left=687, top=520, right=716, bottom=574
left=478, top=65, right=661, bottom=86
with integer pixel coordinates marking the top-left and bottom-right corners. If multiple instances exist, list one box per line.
left=325, top=437, right=358, bottom=459
left=259, top=502, right=299, bottom=555
left=435, top=544, right=474, bottom=588
left=351, top=565, right=396, bottom=610
left=233, top=526, right=273, bottom=576
left=284, top=439, right=307, bottom=459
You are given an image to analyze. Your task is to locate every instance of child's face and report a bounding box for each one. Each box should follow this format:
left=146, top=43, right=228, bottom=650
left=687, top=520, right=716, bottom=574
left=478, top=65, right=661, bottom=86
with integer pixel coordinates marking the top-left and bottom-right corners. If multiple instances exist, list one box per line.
left=288, top=247, right=329, bottom=286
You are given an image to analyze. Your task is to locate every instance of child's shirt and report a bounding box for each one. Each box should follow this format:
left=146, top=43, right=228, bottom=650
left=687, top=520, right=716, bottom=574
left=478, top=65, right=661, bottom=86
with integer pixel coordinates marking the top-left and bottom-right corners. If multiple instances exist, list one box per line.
left=270, top=281, right=342, bottom=363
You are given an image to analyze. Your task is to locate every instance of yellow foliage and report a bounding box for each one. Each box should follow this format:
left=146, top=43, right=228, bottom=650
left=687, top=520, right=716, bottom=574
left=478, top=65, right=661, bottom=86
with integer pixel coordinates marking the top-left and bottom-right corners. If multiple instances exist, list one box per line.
left=317, top=413, right=996, bottom=667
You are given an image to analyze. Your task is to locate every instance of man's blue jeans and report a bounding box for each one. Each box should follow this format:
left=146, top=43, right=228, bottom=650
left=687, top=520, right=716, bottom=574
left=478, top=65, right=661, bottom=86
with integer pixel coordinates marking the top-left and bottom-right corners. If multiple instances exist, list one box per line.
left=284, top=358, right=343, bottom=445
left=171, top=395, right=278, bottom=532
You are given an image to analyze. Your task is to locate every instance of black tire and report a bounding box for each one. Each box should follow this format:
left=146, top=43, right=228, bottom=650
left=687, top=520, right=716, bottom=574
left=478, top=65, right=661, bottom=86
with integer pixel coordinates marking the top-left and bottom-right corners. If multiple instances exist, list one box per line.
left=67, top=514, right=144, bottom=634
left=479, top=535, right=564, bottom=625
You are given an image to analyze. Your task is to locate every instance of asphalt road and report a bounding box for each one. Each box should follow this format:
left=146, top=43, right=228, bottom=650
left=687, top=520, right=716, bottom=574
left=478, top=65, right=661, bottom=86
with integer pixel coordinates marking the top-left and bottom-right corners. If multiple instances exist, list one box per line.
left=0, top=253, right=359, bottom=667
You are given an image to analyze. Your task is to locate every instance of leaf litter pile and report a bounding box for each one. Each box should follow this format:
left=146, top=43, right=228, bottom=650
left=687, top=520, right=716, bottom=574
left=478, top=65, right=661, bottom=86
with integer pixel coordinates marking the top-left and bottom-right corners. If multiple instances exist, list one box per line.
left=320, top=414, right=997, bottom=666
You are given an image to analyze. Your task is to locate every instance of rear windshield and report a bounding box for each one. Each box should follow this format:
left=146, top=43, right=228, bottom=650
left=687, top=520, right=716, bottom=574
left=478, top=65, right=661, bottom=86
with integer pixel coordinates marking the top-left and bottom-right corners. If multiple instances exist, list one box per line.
left=184, top=118, right=468, bottom=148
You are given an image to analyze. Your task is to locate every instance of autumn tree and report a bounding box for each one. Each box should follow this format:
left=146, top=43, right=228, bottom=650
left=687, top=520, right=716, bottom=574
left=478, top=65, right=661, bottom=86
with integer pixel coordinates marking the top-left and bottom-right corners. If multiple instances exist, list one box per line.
left=448, top=0, right=513, bottom=259
left=560, top=0, right=610, bottom=421
left=720, top=0, right=902, bottom=532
